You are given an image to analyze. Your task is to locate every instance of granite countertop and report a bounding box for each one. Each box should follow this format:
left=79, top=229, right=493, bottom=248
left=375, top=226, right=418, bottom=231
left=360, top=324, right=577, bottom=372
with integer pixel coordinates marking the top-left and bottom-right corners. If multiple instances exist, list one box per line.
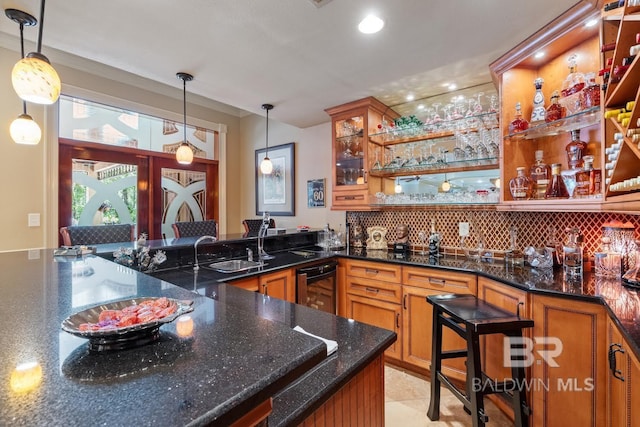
left=0, top=249, right=395, bottom=426
left=340, top=249, right=640, bottom=359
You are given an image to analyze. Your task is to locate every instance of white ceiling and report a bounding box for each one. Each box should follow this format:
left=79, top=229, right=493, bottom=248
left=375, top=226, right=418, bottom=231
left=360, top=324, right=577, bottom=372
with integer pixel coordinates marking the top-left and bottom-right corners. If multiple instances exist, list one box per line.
left=0, top=0, right=585, bottom=128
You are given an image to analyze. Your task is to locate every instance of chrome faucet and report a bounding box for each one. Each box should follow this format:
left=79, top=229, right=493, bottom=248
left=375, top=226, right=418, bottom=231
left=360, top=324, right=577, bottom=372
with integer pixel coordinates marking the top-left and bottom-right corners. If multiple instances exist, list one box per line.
left=193, top=235, right=217, bottom=271
left=257, top=212, right=274, bottom=260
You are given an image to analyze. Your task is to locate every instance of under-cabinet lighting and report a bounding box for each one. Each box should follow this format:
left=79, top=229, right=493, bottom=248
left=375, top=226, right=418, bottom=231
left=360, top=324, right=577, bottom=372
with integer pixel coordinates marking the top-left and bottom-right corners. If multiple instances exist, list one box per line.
left=448, top=83, right=457, bottom=91
left=585, top=18, right=598, bottom=27
left=534, top=51, right=545, bottom=59
left=406, top=94, right=415, bottom=102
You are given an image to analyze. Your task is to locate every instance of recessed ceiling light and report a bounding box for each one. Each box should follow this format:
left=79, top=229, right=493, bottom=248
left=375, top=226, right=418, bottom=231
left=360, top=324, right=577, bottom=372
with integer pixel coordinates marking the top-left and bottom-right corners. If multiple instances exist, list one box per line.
left=358, top=15, right=384, bottom=34
left=417, top=104, right=425, bottom=110
left=585, top=18, right=598, bottom=27
left=448, top=83, right=457, bottom=91
left=406, top=94, right=415, bottom=101
left=441, top=82, right=450, bottom=87
left=534, top=51, right=545, bottom=59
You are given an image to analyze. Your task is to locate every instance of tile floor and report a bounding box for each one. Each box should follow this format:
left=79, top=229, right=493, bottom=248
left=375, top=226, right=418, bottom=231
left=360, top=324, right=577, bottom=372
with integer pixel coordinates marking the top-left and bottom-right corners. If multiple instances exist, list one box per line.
left=385, top=365, right=513, bottom=426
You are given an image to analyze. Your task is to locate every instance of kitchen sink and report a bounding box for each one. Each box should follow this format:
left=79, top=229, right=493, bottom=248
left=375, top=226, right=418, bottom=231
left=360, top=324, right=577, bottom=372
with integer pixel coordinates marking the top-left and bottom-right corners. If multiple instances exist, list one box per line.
left=208, top=259, right=264, bottom=273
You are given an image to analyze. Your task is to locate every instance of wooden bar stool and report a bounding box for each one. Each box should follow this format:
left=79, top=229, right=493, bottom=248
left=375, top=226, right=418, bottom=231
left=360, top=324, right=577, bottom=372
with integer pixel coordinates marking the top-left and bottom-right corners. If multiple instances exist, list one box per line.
left=426, top=294, right=534, bottom=427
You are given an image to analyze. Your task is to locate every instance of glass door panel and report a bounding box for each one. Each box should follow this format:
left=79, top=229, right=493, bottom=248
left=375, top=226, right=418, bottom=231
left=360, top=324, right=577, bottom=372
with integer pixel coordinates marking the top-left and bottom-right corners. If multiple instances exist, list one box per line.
left=160, top=168, right=207, bottom=239
left=71, top=159, right=137, bottom=228
left=334, top=115, right=365, bottom=187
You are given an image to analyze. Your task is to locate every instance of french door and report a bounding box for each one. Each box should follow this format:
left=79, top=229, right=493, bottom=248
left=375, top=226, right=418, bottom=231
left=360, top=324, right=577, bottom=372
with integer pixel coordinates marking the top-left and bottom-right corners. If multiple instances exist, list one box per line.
left=59, top=139, right=218, bottom=243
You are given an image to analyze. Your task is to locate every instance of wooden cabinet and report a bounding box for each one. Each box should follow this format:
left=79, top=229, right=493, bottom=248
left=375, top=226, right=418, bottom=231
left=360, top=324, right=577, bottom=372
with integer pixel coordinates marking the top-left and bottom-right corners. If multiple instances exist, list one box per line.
left=402, top=266, right=476, bottom=379
left=530, top=293, right=607, bottom=427
left=228, top=268, right=296, bottom=303
left=606, top=317, right=640, bottom=427
left=344, top=259, right=403, bottom=359
left=601, top=4, right=640, bottom=211
left=325, top=97, right=397, bottom=210
left=490, top=1, right=605, bottom=211
left=259, top=269, right=296, bottom=303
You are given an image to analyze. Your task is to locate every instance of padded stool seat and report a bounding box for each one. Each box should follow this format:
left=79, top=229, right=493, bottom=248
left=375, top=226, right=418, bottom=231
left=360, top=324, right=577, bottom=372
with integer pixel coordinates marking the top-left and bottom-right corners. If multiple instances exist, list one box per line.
left=426, top=294, right=534, bottom=427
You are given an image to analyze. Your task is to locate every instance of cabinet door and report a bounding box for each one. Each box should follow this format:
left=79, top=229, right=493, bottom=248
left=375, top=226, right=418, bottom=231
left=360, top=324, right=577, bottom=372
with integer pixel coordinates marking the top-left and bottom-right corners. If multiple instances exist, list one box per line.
left=229, top=276, right=259, bottom=292
left=630, top=343, right=640, bottom=427
left=260, top=269, right=295, bottom=303
left=607, top=318, right=628, bottom=427
left=346, top=293, right=402, bottom=360
left=477, top=277, right=529, bottom=383
left=401, top=285, right=466, bottom=380
left=530, top=294, right=607, bottom=427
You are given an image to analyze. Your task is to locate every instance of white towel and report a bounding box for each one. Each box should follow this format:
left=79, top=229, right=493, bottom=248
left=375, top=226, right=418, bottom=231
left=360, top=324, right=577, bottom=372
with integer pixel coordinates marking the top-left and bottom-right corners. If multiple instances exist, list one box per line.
left=293, top=325, right=338, bottom=356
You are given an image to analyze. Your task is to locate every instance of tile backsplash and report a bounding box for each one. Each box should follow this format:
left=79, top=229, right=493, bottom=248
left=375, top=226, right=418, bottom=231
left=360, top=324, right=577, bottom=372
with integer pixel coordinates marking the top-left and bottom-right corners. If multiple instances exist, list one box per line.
left=347, top=210, right=640, bottom=259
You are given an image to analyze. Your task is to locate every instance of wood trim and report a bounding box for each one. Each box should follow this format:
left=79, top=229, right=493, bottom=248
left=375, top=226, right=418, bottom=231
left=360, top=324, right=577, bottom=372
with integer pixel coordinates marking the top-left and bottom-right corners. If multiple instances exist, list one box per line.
left=229, top=398, right=272, bottom=427
left=299, top=354, right=385, bottom=426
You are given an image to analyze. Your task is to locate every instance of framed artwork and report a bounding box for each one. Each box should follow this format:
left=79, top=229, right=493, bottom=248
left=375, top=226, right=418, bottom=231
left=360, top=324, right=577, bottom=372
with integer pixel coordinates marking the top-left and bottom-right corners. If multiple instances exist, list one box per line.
left=255, top=142, right=295, bottom=216
left=307, top=178, right=326, bottom=208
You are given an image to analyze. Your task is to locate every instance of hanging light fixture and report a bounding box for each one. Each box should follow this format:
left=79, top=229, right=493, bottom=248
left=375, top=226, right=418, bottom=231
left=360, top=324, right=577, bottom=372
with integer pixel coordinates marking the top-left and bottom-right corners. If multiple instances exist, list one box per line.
left=260, top=103, right=274, bottom=174
left=6, top=8, right=42, bottom=145
left=11, top=0, right=61, bottom=105
left=175, top=72, right=194, bottom=165
left=441, top=174, right=451, bottom=192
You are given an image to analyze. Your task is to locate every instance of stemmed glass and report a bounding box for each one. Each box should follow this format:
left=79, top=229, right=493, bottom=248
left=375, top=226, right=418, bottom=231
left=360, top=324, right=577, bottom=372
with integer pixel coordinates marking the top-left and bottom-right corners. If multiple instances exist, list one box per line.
left=405, top=143, right=420, bottom=169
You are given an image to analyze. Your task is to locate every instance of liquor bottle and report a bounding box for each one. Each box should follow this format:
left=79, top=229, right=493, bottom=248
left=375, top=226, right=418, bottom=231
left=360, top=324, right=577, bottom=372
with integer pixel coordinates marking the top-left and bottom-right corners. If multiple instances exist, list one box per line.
left=545, top=91, right=566, bottom=123
left=545, top=226, right=562, bottom=268
left=529, top=150, right=551, bottom=199
left=566, top=129, right=587, bottom=170
left=530, top=78, right=546, bottom=124
left=581, top=73, right=600, bottom=109
left=561, top=54, right=585, bottom=97
left=509, top=167, right=532, bottom=200
left=545, top=163, right=570, bottom=199
left=428, top=218, right=441, bottom=262
left=594, top=237, right=622, bottom=278
left=563, top=227, right=583, bottom=278
left=508, top=102, right=529, bottom=133
left=574, top=155, right=602, bottom=198
left=504, top=226, right=525, bottom=267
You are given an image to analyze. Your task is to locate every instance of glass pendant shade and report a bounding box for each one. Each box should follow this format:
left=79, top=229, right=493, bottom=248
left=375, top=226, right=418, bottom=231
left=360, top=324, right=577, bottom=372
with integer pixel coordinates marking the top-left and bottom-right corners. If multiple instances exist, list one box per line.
left=441, top=180, right=451, bottom=192
left=260, top=157, right=273, bottom=174
left=12, top=53, right=60, bottom=105
left=10, top=113, right=41, bottom=145
left=176, top=143, right=193, bottom=165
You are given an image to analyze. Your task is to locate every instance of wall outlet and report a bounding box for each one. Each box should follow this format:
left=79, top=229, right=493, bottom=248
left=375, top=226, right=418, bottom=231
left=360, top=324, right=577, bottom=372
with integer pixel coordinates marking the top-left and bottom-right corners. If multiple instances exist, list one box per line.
left=28, top=213, right=40, bottom=227
left=459, top=222, right=470, bottom=237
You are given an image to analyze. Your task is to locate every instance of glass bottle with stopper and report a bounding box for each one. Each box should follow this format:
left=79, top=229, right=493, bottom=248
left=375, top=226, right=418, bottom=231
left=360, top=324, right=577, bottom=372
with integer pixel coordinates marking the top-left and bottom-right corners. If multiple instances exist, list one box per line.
left=566, top=129, right=587, bottom=170
left=509, top=166, right=532, bottom=200
left=508, top=102, right=529, bottom=134
left=530, top=78, right=546, bottom=124
left=529, top=150, right=550, bottom=200
left=504, top=226, right=525, bottom=266
left=563, top=227, right=583, bottom=278
left=428, top=218, right=441, bottom=262
left=561, top=53, right=585, bottom=97
left=545, top=91, right=566, bottom=122
left=545, top=163, right=570, bottom=199
left=594, top=237, right=622, bottom=278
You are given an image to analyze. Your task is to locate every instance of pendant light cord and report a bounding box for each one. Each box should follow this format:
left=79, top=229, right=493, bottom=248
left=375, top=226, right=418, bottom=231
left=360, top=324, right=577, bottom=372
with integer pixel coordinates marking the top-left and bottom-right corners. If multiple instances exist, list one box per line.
left=36, top=0, right=45, bottom=53
left=265, top=108, right=269, bottom=156
left=18, top=19, right=27, bottom=115
left=183, top=77, right=187, bottom=146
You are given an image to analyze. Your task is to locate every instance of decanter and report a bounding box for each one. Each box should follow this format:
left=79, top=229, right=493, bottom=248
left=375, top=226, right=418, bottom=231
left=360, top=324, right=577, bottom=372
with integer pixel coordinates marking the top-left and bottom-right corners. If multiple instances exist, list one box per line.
left=529, top=150, right=551, bottom=200
left=594, top=237, right=622, bottom=278
left=563, top=227, right=584, bottom=278
left=581, top=72, right=600, bottom=109
left=504, top=226, right=525, bottom=267
left=508, top=102, right=529, bottom=134
left=566, top=129, right=587, bottom=170
left=561, top=53, right=585, bottom=97
left=545, top=91, right=566, bottom=123
left=545, top=163, right=570, bottom=199
left=530, top=78, right=546, bottom=124
left=509, top=167, right=531, bottom=200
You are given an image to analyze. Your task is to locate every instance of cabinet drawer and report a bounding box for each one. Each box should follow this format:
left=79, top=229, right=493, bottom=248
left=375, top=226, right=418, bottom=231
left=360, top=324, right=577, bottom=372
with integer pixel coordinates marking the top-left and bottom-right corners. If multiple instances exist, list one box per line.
left=345, top=260, right=401, bottom=283
left=402, top=266, right=476, bottom=294
left=346, top=277, right=402, bottom=304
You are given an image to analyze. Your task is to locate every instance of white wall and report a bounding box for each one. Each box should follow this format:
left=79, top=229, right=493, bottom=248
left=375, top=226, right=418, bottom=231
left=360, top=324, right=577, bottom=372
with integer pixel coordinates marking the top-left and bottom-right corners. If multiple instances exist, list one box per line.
left=239, top=114, right=344, bottom=231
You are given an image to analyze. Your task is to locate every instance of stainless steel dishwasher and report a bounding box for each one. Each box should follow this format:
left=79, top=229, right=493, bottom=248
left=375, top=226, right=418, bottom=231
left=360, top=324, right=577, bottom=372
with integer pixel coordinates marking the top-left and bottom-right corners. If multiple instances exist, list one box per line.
left=296, top=260, right=338, bottom=314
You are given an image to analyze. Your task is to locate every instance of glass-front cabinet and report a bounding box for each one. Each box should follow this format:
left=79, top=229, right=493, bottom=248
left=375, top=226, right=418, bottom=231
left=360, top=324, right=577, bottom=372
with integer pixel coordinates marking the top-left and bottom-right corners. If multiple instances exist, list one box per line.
left=325, top=97, right=396, bottom=210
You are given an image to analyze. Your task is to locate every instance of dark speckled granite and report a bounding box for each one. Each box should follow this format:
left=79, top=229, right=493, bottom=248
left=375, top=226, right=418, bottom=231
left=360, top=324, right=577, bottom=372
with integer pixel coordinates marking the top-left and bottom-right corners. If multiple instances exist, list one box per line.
left=0, top=250, right=395, bottom=426
left=341, top=250, right=640, bottom=360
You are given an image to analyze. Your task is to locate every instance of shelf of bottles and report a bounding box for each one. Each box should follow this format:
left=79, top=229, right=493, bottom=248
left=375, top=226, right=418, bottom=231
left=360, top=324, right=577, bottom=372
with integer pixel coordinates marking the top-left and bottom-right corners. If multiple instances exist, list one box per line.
left=335, top=116, right=365, bottom=186
left=368, top=110, right=500, bottom=178
left=504, top=106, right=601, bottom=140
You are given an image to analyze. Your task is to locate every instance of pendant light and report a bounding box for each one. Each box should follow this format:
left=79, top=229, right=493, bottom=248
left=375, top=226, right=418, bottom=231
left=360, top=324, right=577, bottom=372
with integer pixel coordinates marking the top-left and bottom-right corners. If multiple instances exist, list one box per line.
left=441, top=174, right=451, bottom=192
left=6, top=8, right=42, bottom=145
left=11, top=0, right=61, bottom=105
left=176, top=72, right=194, bottom=165
left=260, top=103, right=274, bottom=175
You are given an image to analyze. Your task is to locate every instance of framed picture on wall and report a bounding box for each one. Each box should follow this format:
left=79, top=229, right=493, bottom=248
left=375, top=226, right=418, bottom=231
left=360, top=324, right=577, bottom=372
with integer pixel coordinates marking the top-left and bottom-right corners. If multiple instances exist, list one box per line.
left=255, top=142, right=295, bottom=216
left=307, top=178, right=325, bottom=208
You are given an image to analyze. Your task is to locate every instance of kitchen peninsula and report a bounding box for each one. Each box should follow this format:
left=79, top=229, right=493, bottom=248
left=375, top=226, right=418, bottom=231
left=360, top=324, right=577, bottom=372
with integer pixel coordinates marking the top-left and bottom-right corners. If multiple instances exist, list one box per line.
left=0, top=249, right=395, bottom=426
